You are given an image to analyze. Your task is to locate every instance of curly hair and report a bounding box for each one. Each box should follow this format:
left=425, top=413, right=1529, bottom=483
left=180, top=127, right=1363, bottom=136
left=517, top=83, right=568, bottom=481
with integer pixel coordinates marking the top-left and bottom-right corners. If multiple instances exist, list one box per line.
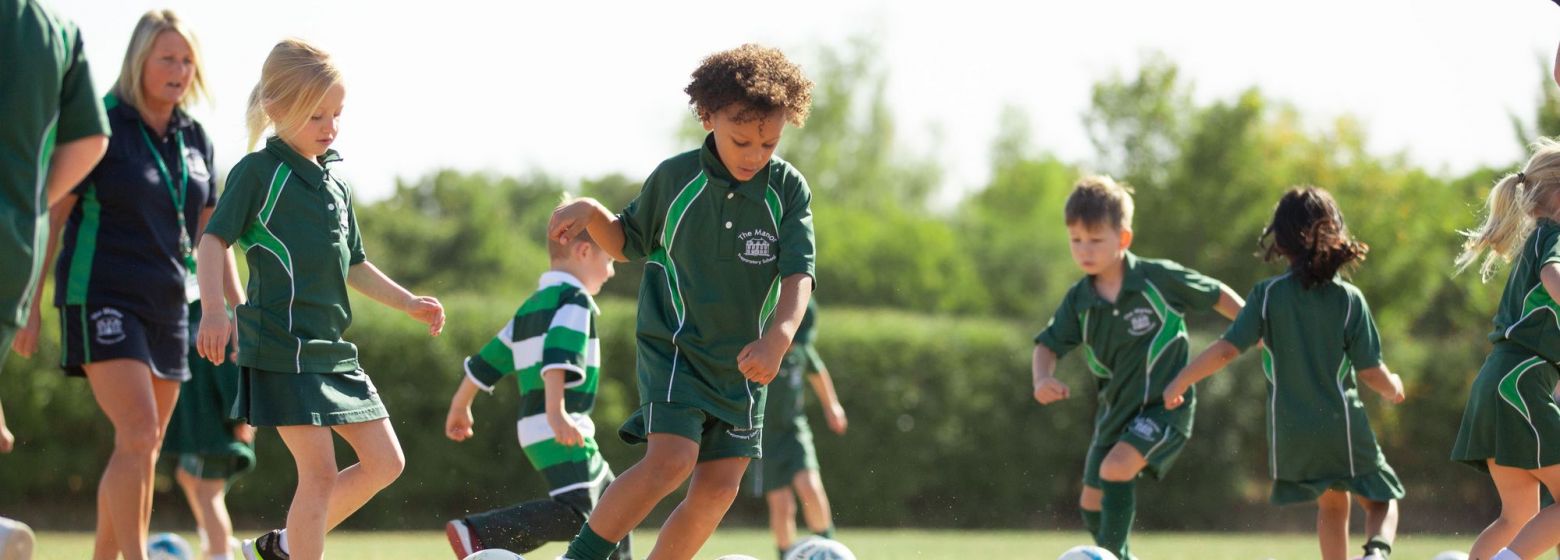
left=686, top=44, right=813, bottom=126
left=1260, top=187, right=1368, bottom=288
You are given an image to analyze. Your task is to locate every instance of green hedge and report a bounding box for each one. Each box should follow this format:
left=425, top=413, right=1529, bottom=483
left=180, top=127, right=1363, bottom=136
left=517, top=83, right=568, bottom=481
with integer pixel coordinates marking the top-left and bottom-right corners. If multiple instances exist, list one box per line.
left=0, top=294, right=1498, bottom=531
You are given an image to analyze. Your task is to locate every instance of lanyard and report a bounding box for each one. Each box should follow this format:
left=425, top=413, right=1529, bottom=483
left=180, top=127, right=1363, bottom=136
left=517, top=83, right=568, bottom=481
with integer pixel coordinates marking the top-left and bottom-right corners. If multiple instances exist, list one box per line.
left=137, top=124, right=192, bottom=260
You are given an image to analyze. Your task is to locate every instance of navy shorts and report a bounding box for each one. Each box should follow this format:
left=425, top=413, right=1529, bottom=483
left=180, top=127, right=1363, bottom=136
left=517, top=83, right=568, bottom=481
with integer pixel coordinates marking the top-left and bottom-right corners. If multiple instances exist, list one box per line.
left=59, top=304, right=189, bottom=381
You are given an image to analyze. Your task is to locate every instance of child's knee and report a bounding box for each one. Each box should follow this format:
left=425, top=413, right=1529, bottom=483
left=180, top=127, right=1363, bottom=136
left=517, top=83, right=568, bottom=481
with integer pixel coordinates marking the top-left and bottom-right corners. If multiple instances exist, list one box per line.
left=1079, top=486, right=1103, bottom=511
left=638, top=450, right=696, bottom=488
left=1098, top=458, right=1139, bottom=482
left=1317, top=491, right=1351, bottom=514
left=766, top=490, right=797, bottom=515
left=689, top=477, right=741, bottom=506
left=371, top=449, right=407, bottom=484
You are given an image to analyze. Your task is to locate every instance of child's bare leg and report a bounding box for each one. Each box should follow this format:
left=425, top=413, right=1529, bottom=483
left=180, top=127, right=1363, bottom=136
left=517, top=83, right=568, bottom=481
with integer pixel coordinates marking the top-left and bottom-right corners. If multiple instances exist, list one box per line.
left=275, top=425, right=337, bottom=560
left=1355, top=494, right=1398, bottom=557
left=765, top=487, right=798, bottom=550
left=1471, top=460, right=1540, bottom=560
left=176, top=468, right=235, bottom=557
left=1500, top=464, right=1560, bottom=558
left=579, top=434, right=698, bottom=541
left=792, top=469, right=834, bottom=534
left=650, top=456, right=750, bottom=560
left=1316, top=489, right=1351, bottom=560
left=325, top=419, right=406, bottom=530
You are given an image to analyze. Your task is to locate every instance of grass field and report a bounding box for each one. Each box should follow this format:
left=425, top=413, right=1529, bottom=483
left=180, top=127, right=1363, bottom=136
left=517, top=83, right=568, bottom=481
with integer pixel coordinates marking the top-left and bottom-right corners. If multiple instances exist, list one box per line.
left=29, top=529, right=1496, bottom=559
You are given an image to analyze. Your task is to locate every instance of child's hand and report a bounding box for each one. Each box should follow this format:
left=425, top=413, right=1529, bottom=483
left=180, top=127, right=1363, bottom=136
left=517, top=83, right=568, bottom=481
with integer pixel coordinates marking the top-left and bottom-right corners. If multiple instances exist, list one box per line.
left=196, top=308, right=232, bottom=365
left=1033, top=377, right=1070, bottom=405
left=406, top=296, right=445, bottom=336
left=446, top=404, right=475, bottom=442
left=737, top=335, right=787, bottom=385
left=549, top=199, right=603, bottom=245
left=824, top=403, right=848, bottom=435
left=548, top=412, right=584, bottom=447
left=0, top=423, right=12, bottom=453
left=1163, top=382, right=1189, bottom=410
left=1379, top=373, right=1406, bottom=404
left=232, top=423, right=255, bottom=445
left=10, top=311, right=40, bottom=358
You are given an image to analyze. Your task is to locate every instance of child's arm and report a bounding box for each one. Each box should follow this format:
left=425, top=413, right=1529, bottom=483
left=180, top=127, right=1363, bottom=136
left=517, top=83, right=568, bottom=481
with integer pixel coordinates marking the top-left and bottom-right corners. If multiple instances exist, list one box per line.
left=738, top=274, right=814, bottom=385
left=542, top=369, right=585, bottom=447
left=445, top=376, right=482, bottom=442
left=1212, top=284, right=1246, bottom=321
left=11, top=199, right=72, bottom=358
left=1357, top=365, right=1406, bottom=404
left=805, top=363, right=848, bottom=435
left=347, top=261, right=445, bottom=336
left=0, top=397, right=12, bottom=453
left=1032, top=345, right=1070, bottom=405
left=549, top=198, right=628, bottom=262
left=44, top=135, right=107, bottom=206
left=195, top=234, right=233, bottom=364
left=1163, top=340, right=1242, bottom=410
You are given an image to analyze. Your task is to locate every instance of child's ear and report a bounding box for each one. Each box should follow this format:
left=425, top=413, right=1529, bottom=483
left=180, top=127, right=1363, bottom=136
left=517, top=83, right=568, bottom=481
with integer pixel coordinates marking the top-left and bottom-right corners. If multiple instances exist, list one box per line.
left=700, top=110, right=715, bottom=133
left=1119, top=228, right=1134, bottom=250
left=574, top=240, right=594, bottom=262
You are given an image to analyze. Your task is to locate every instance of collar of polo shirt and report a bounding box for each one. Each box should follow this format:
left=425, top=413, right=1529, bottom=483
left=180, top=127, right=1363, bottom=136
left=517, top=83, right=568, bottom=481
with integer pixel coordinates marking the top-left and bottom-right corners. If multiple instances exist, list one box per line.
left=1078, top=250, right=1147, bottom=307
left=698, top=133, right=772, bottom=203
left=104, top=93, right=194, bottom=135
left=264, top=136, right=343, bottom=189
left=537, top=270, right=601, bottom=314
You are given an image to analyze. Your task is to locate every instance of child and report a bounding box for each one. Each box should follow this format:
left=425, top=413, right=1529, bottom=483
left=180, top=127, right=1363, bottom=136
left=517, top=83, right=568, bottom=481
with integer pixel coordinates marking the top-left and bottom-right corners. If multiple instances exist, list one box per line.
left=193, top=38, right=445, bottom=560
left=1449, top=139, right=1560, bottom=560
left=1162, top=187, right=1405, bottom=560
left=1031, top=176, right=1243, bottom=560
left=747, top=300, right=846, bottom=560
left=549, top=44, right=816, bottom=560
left=442, top=211, right=629, bottom=559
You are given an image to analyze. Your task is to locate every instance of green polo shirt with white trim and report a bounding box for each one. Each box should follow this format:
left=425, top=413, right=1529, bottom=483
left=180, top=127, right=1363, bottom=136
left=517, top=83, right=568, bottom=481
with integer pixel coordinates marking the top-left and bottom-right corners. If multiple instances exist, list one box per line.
left=204, top=137, right=365, bottom=374
left=1, top=0, right=110, bottom=328
left=1489, top=219, right=1560, bottom=363
left=1035, top=252, right=1224, bottom=443
left=1223, top=273, right=1390, bottom=481
left=618, top=133, right=816, bottom=430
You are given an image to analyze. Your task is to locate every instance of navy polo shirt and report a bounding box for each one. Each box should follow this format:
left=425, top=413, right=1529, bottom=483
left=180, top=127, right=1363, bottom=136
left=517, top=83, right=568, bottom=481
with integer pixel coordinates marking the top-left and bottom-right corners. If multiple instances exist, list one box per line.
left=54, top=95, right=217, bottom=324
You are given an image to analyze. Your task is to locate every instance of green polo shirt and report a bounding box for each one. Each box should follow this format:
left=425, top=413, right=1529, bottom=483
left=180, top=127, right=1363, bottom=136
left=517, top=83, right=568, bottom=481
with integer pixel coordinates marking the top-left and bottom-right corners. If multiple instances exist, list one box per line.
left=619, top=133, right=816, bottom=429
left=1, top=0, right=110, bottom=329
left=767, top=300, right=825, bottom=430
left=1223, top=273, right=1390, bottom=481
left=1035, top=252, right=1224, bottom=442
left=1489, top=219, right=1560, bottom=363
left=204, top=137, right=366, bottom=374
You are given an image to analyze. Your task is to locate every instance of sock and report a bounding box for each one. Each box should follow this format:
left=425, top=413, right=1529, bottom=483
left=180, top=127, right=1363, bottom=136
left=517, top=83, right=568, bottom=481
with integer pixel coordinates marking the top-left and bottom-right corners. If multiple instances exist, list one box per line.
left=1081, top=508, right=1102, bottom=542
left=777, top=546, right=787, bottom=560
left=1098, top=480, right=1137, bottom=560
left=814, top=525, right=836, bottom=540
left=564, top=522, right=618, bottom=560
left=277, top=529, right=290, bottom=555
left=1490, top=549, right=1520, bottom=560
left=1362, top=535, right=1392, bottom=558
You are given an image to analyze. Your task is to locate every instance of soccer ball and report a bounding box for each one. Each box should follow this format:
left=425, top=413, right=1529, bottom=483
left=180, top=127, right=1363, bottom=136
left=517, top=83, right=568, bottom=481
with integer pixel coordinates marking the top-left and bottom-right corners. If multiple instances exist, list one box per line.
left=783, top=537, right=856, bottom=560
left=0, top=517, right=37, bottom=560
left=715, top=556, right=762, bottom=560
left=147, top=533, right=193, bottom=560
left=462, top=550, right=524, bottom=560
left=1431, top=553, right=1468, bottom=560
left=1058, top=545, right=1118, bottom=560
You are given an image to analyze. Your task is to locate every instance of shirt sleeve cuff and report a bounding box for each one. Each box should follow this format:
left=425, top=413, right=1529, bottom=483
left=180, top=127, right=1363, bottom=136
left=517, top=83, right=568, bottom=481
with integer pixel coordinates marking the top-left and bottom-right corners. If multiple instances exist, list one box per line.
left=463, top=358, right=497, bottom=394
left=541, top=363, right=587, bottom=388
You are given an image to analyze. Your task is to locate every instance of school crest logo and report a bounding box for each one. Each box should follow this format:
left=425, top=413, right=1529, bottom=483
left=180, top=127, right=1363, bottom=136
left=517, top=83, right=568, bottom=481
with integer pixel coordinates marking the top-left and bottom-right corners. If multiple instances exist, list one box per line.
left=184, top=147, right=211, bottom=182
left=92, top=308, right=126, bottom=345
left=1129, top=416, right=1163, bottom=441
left=1124, top=307, right=1158, bottom=336
left=738, top=229, right=778, bottom=265
left=726, top=427, right=761, bottom=440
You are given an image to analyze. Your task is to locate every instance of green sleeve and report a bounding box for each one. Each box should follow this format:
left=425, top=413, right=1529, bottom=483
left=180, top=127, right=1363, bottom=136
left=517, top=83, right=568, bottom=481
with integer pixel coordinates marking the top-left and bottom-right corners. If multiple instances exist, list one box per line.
left=1221, top=283, right=1265, bottom=351
left=777, top=168, right=816, bottom=281
left=345, top=184, right=366, bottom=265
left=464, top=321, right=519, bottom=392
left=617, top=166, right=665, bottom=261
left=803, top=344, right=826, bottom=374
left=1540, top=227, right=1560, bottom=267
left=1034, top=292, right=1081, bottom=358
left=202, top=159, right=262, bottom=246
left=1148, top=259, right=1224, bottom=311
left=55, top=30, right=109, bottom=143
left=1344, top=290, right=1384, bottom=370
left=538, top=293, right=592, bottom=386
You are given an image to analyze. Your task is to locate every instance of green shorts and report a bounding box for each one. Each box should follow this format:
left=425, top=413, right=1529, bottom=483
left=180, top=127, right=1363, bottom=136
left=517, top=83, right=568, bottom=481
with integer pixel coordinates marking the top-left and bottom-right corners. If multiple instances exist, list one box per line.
left=1451, top=345, right=1560, bottom=471
left=177, top=452, right=254, bottom=481
left=620, top=401, right=761, bottom=463
left=232, top=367, right=388, bottom=427
left=1270, top=466, right=1405, bottom=506
left=748, top=420, right=819, bottom=495
left=0, top=323, right=14, bottom=365
left=1083, top=412, right=1189, bottom=488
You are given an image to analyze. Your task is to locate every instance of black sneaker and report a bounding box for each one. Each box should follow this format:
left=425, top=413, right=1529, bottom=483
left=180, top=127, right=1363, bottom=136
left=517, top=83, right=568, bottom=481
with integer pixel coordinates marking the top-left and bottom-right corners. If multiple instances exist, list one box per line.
left=241, top=529, right=288, bottom=560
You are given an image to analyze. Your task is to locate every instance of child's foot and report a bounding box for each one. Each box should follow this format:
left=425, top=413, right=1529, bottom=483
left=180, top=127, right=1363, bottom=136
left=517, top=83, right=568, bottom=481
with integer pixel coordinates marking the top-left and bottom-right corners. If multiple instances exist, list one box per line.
left=445, top=518, right=482, bottom=558
left=241, top=530, right=288, bottom=560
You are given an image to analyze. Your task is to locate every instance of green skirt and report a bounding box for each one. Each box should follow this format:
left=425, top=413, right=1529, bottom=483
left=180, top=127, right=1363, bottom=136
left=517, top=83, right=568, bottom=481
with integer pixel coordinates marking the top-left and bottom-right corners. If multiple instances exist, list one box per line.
left=1451, top=344, right=1560, bottom=471
left=1271, top=466, right=1405, bottom=505
left=232, top=367, right=388, bottom=427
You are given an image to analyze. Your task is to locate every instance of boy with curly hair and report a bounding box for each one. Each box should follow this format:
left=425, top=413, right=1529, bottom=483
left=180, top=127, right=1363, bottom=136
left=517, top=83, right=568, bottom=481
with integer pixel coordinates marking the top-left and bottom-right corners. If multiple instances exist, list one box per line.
left=550, top=44, right=816, bottom=560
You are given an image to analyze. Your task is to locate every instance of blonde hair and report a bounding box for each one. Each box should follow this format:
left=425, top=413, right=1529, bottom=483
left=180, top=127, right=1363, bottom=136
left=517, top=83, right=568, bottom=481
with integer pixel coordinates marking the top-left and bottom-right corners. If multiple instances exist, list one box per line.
left=111, top=10, right=208, bottom=111
left=1457, top=137, right=1560, bottom=280
left=549, top=194, right=596, bottom=260
left=1065, top=175, right=1135, bottom=231
left=245, top=38, right=342, bottom=150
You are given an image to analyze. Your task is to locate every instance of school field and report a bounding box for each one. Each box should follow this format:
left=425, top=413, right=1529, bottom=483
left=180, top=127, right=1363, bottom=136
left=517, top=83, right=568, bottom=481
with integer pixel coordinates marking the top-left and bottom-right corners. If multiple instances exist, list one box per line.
left=30, top=529, right=1492, bottom=559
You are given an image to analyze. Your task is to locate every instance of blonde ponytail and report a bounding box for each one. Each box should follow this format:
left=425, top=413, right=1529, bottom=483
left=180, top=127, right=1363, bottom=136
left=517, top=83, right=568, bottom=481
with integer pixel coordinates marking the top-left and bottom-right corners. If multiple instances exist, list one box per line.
left=244, top=38, right=341, bottom=150
left=1457, top=138, right=1560, bottom=280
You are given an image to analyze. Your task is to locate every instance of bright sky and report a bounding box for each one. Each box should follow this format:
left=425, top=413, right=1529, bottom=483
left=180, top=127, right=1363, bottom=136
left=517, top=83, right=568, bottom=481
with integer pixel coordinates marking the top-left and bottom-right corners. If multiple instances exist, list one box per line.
left=49, top=0, right=1560, bottom=202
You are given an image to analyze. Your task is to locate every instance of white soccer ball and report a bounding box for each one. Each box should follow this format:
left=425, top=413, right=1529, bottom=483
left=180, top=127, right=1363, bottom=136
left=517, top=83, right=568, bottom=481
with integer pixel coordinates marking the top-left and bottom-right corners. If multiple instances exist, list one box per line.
left=715, top=556, right=762, bottom=560
left=462, top=549, right=524, bottom=560
left=1058, top=545, right=1118, bottom=560
left=0, top=517, right=37, bottom=560
left=147, top=533, right=193, bottom=560
left=1431, top=552, right=1468, bottom=560
left=784, top=538, right=856, bottom=560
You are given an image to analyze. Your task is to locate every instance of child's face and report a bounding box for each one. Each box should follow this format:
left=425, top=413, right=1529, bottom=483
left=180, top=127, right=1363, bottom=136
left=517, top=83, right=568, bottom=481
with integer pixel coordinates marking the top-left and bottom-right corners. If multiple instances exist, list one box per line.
left=275, top=82, right=345, bottom=159
left=702, top=104, right=786, bottom=182
left=1067, top=221, right=1132, bottom=276
left=575, top=242, right=616, bottom=296
left=140, top=31, right=195, bottom=110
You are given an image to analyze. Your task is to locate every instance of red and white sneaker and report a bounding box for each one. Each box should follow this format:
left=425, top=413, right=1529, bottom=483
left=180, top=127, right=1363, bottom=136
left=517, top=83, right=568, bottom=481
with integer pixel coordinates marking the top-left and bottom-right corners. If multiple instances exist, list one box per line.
left=445, top=519, right=482, bottom=559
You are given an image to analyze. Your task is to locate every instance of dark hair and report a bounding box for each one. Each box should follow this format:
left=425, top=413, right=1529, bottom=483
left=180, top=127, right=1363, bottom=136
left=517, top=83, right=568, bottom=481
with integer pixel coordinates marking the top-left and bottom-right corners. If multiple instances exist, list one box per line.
left=1064, top=175, right=1134, bottom=231
left=1259, top=187, right=1368, bottom=288
left=685, top=44, right=813, bottom=126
